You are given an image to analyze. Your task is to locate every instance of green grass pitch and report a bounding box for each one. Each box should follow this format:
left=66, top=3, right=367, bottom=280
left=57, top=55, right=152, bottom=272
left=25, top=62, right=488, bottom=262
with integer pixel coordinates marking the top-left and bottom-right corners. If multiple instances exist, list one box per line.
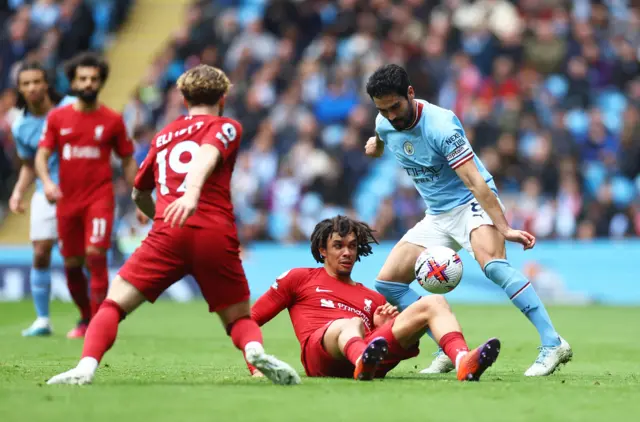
left=1, top=301, right=639, bottom=422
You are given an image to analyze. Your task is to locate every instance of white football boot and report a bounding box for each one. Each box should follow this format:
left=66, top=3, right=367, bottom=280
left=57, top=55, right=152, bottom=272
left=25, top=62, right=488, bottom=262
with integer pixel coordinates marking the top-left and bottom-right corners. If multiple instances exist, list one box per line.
left=245, top=342, right=301, bottom=385
left=525, top=337, right=573, bottom=376
left=47, top=358, right=98, bottom=385
left=419, top=349, right=455, bottom=374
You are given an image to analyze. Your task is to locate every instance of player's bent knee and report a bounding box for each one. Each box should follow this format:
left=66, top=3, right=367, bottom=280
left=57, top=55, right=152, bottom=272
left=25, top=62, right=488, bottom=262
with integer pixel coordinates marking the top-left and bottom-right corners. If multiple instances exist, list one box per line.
left=470, top=225, right=506, bottom=266
left=64, top=256, right=84, bottom=268
left=217, top=301, right=251, bottom=326
left=32, top=244, right=53, bottom=269
left=86, top=246, right=107, bottom=256
left=106, top=275, right=146, bottom=314
left=410, top=295, right=450, bottom=321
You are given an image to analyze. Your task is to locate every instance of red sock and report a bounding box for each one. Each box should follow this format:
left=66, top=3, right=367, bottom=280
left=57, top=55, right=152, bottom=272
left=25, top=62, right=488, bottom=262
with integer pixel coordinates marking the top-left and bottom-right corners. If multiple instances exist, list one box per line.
left=228, top=317, right=263, bottom=351
left=439, top=332, right=469, bottom=365
left=65, top=266, right=91, bottom=321
left=343, top=337, right=367, bottom=365
left=81, top=299, right=126, bottom=363
left=86, top=254, right=109, bottom=317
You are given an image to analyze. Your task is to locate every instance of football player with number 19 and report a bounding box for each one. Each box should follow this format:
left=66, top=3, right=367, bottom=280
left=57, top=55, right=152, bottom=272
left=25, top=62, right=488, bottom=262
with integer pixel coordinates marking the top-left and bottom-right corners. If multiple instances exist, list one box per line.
left=364, top=64, right=572, bottom=376
left=47, top=65, right=299, bottom=386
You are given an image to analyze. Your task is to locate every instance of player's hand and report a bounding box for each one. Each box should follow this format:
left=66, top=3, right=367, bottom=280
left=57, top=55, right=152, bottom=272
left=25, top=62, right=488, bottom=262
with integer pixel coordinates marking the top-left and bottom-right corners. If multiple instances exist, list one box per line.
left=365, top=136, right=382, bottom=158
left=43, top=182, right=62, bottom=204
left=163, top=193, right=198, bottom=228
left=135, top=208, right=150, bottom=225
left=502, top=228, right=536, bottom=250
left=374, top=303, right=399, bottom=327
left=8, top=192, right=25, bottom=214
left=252, top=370, right=265, bottom=378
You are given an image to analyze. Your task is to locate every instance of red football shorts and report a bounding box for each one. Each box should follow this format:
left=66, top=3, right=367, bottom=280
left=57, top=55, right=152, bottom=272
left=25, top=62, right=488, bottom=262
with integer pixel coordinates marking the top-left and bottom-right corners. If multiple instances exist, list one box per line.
left=301, top=319, right=420, bottom=378
left=57, top=199, right=114, bottom=258
left=118, top=220, right=250, bottom=312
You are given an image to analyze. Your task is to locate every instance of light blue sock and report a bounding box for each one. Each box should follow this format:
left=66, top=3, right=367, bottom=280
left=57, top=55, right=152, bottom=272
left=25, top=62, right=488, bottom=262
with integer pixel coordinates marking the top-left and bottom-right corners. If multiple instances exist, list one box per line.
left=30, top=268, right=51, bottom=319
left=375, top=280, right=437, bottom=347
left=374, top=280, right=421, bottom=311
left=484, top=259, right=560, bottom=347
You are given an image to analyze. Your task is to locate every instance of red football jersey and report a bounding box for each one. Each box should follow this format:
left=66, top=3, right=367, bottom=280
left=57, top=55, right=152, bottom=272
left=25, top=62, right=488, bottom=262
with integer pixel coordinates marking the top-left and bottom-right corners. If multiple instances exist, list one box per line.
left=251, top=268, right=387, bottom=347
left=134, top=114, right=242, bottom=227
left=39, top=104, right=133, bottom=215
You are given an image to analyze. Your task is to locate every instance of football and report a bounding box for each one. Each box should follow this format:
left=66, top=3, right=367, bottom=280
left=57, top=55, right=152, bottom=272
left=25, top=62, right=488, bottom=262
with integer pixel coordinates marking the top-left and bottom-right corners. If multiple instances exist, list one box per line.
left=415, top=246, right=463, bottom=294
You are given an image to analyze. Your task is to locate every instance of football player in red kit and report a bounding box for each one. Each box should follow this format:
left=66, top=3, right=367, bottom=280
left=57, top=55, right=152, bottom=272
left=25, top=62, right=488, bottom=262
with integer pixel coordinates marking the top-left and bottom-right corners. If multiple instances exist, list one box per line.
left=250, top=215, right=501, bottom=381
left=35, top=53, right=139, bottom=338
left=47, top=65, right=300, bottom=386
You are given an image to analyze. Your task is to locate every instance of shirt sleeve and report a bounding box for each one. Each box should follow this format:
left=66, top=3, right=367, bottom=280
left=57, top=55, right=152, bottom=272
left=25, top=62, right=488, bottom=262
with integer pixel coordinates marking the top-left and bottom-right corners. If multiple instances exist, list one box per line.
left=38, top=113, right=58, bottom=150
left=433, top=112, right=475, bottom=170
left=133, top=146, right=156, bottom=191
left=202, top=119, right=242, bottom=163
left=113, top=116, right=135, bottom=157
left=374, top=114, right=386, bottom=143
left=11, top=122, right=33, bottom=160
left=251, top=269, right=301, bottom=326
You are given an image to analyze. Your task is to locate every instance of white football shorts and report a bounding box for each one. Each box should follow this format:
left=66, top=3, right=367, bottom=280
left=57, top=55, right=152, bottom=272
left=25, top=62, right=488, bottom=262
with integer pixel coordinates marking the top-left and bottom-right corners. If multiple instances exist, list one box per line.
left=30, top=190, right=57, bottom=242
left=401, top=197, right=505, bottom=259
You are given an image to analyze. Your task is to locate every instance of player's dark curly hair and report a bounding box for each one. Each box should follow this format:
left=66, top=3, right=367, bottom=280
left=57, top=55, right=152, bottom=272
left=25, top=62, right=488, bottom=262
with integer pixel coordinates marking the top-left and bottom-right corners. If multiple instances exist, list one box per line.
left=310, top=215, right=379, bottom=264
left=366, top=64, right=411, bottom=99
left=14, top=61, right=62, bottom=110
left=64, top=52, right=110, bottom=83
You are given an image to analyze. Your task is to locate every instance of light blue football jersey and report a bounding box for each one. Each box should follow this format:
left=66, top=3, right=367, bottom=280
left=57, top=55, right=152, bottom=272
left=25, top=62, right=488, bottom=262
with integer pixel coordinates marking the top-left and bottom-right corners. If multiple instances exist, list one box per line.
left=375, top=99, right=497, bottom=215
left=12, top=95, right=76, bottom=192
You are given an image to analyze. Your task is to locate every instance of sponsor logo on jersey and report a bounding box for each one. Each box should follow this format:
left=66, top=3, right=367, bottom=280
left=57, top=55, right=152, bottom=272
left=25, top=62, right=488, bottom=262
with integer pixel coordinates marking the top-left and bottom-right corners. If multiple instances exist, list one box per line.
left=61, top=143, right=100, bottom=160
left=320, top=299, right=335, bottom=308
left=404, top=165, right=444, bottom=183
left=403, top=141, right=415, bottom=156
left=445, top=132, right=465, bottom=147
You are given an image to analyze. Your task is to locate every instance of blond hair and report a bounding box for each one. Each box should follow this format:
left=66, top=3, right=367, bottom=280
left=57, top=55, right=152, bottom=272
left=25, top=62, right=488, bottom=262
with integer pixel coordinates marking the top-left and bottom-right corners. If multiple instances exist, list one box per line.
left=176, top=65, right=231, bottom=106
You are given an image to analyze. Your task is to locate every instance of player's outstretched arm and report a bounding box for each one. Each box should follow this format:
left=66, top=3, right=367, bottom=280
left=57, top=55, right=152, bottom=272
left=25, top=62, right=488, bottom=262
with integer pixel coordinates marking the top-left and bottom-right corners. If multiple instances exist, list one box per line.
left=9, top=160, right=36, bottom=213
left=34, top=147, right=62, bottom=204
left=364, top=134, right=385, bottom=158
left=454, top=160, right=535, bottom=250
left=163, top=144, right=221, bottom=227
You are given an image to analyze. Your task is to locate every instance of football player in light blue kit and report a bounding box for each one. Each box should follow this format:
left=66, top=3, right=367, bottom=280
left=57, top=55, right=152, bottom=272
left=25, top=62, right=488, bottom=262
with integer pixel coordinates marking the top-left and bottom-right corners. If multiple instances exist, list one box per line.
left=364, top=64, right=572, bottom=376
left=9, top=61, right=76, bottom=336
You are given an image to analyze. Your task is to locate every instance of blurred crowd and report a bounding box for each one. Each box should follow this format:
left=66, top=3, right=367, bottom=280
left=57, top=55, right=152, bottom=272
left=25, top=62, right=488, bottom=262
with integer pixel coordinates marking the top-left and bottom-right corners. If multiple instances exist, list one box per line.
left=0, top=0, right=133, bottom=218
left=120, top=0, right=640, bottom=244
left=3, top=0, right=640, bottom=246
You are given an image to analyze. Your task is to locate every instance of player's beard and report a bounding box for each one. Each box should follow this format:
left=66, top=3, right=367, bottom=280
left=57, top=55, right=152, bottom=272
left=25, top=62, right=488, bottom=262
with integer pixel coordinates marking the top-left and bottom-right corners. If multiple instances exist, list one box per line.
left=75, top=88, right=99, bottom=105
left=391, top=100, right=414, bottom=131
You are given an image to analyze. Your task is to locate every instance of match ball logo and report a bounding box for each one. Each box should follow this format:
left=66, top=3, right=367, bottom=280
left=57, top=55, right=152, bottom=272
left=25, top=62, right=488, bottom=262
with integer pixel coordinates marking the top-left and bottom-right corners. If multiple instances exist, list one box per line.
left=403, top=141, right=415, bottom=156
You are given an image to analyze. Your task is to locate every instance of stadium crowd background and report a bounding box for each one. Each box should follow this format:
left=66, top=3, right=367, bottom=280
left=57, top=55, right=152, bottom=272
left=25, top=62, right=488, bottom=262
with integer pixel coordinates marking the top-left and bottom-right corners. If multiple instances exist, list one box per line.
left=1, top=0, right=639, bottom=254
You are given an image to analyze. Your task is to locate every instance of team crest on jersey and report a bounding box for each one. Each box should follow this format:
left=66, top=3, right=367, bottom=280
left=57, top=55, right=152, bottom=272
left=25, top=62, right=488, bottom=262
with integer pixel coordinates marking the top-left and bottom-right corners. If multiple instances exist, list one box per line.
left=94, top=125, right=104, bottom=141
left=403, top=141, right=415, bottom=156
left=364, top=299, right=372, bottom=313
